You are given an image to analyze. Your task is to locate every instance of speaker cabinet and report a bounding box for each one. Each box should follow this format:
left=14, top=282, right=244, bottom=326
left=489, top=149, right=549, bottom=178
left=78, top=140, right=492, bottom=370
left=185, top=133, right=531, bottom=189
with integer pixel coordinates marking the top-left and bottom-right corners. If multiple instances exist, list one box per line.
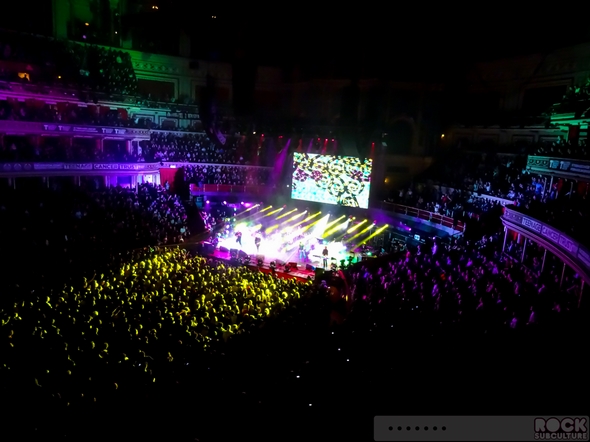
left=314, top=268, right=325, bottom=279
left=306, top=263, right=315, bottom=271
left=256, top=255, right=265, bottom=263
left=230, top=248, right=239, bottom=258
left=202, top=242, right=214, bottom=254
left=219, top=246, right=229, bottom=253
left=288, top=262, right=298, bottom=269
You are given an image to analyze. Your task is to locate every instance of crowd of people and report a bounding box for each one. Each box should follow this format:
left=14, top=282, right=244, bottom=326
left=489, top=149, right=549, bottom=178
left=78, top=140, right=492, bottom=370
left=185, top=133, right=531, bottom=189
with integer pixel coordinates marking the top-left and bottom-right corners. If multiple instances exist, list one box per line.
left=531, top=137, right=589, bottom=160
left=139, top=132, right=255, bottom=164
left=345, top=234, right=581, bottom=337
left=0, top=137, right=143, bottom=163
left=0, top=31, right=137, bottom=96
left=0, top=183, right=190, bottom=287
left=392, top=150, right=589, bottom=245
left=185, top=164, right=271, bottom=187
left=0, top=163, right=585, bottom=440
left=0, top=99, right=141, bottom=128
left=0, top=130, right=268, bottom=170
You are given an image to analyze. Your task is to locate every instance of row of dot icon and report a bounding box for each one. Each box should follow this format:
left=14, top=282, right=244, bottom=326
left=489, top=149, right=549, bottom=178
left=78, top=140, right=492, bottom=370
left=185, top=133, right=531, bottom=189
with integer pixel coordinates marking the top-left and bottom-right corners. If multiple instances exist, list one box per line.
left=389, top=426, right=447, bottom=431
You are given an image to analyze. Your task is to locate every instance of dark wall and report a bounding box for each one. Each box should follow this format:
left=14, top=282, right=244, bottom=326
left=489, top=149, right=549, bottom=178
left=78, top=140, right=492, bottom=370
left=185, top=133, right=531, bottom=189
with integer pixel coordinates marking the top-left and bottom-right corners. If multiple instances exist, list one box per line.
left=0, top=0, right=53, bottom=35
left=232, top=58, right=256, bottom=116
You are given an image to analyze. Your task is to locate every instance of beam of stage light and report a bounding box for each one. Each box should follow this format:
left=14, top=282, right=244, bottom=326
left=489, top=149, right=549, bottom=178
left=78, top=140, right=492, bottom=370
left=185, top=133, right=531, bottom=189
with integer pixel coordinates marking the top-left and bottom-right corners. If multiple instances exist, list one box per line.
left=301, top=213, right=330, bottom=234
left=344, top=223, right=374, bottom=243
left=346, top=219, right=367, bottom=234
left=323, top=218, right=350, bottom=237
left=237, top=204, right=269, bottom=221
left=281, top=210, right=306, bottom=224
left=264, top=207, right=284, bottom=217
left=235, top=207, right=271, bottom=224
left=292, top=211, right=321, bottom=228
left=324, top=220, right=350, bottom=238
left=265, top=224, right=280, bottom=234
left=357, top=224, right=389, bottom=246
left=321, top=215, right=346, bottom=238
left=242, top=203, right=260, bottom=212
left=275, top=208, right=297, bottom=220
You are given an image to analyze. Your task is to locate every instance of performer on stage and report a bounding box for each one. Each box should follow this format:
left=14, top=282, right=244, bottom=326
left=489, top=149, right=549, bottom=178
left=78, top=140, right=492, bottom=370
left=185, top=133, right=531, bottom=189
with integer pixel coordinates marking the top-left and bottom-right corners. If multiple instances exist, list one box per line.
left=322, top=245, right=329, bottom=268
left=255, top=235, right=261, bottom=252
left=235, top=231, right=242, bottom=247
left=298, top=242, right=306, bottom=261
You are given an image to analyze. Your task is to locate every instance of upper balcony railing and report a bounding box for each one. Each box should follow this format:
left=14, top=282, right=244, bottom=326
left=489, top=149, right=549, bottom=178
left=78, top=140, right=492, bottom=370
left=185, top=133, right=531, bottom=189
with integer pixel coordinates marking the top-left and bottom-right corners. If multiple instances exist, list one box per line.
left=0, top=161, right=273, bottom=176
left=0, top=120, right=152, bottom=139
left=502, top=207, right=590, bottom=284
left=377, top=201, right=465, bottom=233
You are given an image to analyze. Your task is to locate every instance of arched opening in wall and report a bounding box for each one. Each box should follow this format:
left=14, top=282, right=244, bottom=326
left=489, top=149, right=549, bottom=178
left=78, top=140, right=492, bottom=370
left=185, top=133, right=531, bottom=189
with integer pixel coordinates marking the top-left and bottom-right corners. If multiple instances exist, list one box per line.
left=386, top=120, right=413, bottom=154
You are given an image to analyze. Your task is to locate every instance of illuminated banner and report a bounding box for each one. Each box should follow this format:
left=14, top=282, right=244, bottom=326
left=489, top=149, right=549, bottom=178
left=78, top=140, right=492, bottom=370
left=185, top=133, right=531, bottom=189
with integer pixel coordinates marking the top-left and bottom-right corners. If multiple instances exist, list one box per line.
left=73, top=127, right=99, bottom=133
left=63, top=164, right=93, bottom=170
left=548, top=158, right=590, bottom=177
left=93, top=164, right=119, bottom=170
left=43, top=124, right=124, bottom=135
left=33, top=163, right=64, bottom=170
left=1, top=163, right=33, bottom=171
left=43, top=124, right=72, bottom=132
left=101, top=128, right=127, bottom=135
left=504, top=207, right=590, bottom=278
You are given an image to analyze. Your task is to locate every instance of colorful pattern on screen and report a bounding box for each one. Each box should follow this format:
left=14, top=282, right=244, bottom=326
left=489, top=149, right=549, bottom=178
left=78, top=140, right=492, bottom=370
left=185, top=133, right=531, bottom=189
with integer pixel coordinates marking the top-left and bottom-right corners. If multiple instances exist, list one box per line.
left=291, top=153, right=372, bottom=209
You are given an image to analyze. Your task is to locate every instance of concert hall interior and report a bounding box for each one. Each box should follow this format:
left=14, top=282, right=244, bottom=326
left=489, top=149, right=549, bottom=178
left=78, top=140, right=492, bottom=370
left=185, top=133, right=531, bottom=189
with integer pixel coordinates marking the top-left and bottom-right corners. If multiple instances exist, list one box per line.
left=208, top=201, right=389, bottom=272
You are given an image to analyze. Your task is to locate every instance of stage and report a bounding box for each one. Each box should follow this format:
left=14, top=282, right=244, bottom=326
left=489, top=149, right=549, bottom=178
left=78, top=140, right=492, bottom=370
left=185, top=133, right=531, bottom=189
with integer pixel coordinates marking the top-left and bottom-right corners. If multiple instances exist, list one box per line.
left=209, top=248, right=317, bottom=282
left=199, top=204, right=385, bottom=280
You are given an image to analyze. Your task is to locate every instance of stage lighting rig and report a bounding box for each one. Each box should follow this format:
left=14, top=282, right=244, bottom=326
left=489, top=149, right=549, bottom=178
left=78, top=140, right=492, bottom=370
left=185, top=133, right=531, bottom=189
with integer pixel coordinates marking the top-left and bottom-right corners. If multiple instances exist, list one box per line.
left=257, top=257, right=264, bottom=267
left=270, top=261, right=277, bottom=270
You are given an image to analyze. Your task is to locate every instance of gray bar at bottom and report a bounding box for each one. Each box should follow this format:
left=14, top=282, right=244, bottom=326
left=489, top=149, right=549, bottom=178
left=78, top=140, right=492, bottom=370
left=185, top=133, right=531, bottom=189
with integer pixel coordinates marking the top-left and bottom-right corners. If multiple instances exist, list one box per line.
left=374, top=416, right=589, bottom=441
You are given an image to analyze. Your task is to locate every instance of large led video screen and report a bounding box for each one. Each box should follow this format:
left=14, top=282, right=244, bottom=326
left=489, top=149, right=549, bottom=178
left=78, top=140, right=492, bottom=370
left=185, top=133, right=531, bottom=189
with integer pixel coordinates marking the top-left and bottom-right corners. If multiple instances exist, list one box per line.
left=291, top=153, right=373, bottom=209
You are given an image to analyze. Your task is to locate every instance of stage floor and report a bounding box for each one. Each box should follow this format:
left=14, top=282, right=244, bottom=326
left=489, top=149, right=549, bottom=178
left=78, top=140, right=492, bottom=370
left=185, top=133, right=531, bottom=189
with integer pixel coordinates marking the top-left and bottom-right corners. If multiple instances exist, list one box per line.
left=210, top=249, right=317, bottom=281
